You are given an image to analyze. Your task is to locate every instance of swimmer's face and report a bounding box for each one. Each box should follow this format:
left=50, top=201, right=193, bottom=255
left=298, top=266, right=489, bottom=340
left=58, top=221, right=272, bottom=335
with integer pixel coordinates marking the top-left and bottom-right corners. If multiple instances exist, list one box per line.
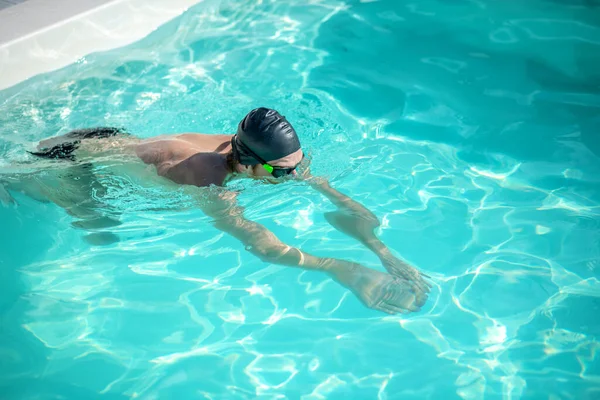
left=247, top=148, right=307, bottom=183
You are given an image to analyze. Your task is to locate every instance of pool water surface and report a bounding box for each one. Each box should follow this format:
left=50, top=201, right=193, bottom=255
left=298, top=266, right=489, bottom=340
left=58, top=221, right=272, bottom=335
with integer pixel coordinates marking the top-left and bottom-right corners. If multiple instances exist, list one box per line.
left=1, top=0, right=599, bottom=399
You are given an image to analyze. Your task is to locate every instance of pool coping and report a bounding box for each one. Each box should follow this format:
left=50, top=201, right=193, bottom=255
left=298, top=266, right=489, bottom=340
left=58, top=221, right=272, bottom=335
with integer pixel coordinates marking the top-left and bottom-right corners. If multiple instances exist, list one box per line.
left=0, top=0, right=204, bottom=90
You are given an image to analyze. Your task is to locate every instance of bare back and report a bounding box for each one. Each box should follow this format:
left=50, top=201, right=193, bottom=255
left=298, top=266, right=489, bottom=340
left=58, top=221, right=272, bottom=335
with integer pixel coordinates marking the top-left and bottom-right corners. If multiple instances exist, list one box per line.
left=133, top=133, right=234, bottom=187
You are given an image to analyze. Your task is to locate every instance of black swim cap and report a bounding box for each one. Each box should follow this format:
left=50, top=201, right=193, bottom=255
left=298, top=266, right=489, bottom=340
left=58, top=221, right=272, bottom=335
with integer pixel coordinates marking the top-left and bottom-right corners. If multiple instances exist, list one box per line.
left=232, top=107, right=301, bottom=165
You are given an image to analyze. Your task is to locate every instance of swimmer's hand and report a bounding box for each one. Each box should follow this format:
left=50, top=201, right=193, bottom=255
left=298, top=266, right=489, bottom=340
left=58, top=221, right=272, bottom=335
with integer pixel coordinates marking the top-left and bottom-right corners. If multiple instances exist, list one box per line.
left=303, top=174, right=432, bottom=297
left=330, top=262, right=426, bottom=314
left=380, top=251, right=432, bottom=295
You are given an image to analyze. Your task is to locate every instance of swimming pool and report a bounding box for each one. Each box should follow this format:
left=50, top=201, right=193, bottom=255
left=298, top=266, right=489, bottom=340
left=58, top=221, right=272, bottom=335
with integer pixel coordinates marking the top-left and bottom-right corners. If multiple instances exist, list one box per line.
left=1, top=0, right=599, bottom=398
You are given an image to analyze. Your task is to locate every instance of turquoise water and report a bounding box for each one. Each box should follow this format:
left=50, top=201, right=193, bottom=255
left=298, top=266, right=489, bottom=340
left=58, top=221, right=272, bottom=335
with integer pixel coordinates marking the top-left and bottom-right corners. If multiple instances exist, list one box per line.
left=1, top=0, right=600, bottom=398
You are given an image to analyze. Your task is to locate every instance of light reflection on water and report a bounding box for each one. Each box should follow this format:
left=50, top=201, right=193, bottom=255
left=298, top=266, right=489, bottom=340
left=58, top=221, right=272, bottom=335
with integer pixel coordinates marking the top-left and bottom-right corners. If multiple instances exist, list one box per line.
left=1, top=0, right=599, bottom=398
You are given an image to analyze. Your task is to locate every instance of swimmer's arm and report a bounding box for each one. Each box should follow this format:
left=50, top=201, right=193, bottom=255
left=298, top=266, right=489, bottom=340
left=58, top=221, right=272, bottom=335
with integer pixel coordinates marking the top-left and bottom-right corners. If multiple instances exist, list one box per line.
left=306, top=176, right=385, bottom=254
left=197, top=189, right=348, bottom=273
left=194, top=188, right=429, bottom=313
left=306, top=175, right=431, bottom=289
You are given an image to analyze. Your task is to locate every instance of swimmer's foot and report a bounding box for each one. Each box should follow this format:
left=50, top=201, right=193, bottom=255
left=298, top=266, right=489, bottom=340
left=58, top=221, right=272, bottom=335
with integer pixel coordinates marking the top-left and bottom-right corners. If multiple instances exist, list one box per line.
left=330, top=262, right=425, bottom=314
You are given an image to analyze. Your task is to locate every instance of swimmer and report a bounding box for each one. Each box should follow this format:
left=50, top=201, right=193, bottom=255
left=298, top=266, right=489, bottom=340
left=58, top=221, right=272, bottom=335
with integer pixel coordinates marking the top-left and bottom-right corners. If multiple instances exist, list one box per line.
left=1, top=107, right=431, bottom=314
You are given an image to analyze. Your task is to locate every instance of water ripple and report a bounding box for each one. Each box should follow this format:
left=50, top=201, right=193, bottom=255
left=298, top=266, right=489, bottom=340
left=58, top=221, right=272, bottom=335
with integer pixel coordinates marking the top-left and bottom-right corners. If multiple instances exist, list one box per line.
left=1, top=0, right=599, bottom=399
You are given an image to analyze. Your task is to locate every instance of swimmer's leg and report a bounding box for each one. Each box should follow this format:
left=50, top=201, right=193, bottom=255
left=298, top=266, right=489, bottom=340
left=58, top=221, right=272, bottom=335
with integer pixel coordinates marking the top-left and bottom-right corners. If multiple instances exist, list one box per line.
left=2, top=163, right=122, bottom=246
left=50, top=163, right=122, bottom=245
left=0, top=169, right=52, bottom=206
left=0, top=181, right=16, bottom=207
left=29, top=127, right=126, bottom=160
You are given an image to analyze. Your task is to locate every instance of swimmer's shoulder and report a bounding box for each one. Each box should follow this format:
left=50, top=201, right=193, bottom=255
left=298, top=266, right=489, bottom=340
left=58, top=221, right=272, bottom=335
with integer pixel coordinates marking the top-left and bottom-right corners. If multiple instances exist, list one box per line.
left=135, top=132, right=233, bottom=172
left=164, top=151, right=229, bottom=187
left=173, top=132, right=232, bottom=146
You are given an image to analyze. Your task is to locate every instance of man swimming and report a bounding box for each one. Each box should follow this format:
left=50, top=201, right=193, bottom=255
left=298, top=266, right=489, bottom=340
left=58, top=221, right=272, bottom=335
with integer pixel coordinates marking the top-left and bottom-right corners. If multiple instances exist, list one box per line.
left=1, top=107, right=431, bottom=315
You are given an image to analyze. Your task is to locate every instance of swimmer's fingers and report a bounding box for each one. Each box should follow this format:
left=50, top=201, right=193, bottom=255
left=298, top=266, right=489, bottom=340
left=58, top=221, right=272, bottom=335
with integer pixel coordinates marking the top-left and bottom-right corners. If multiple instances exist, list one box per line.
left=382, top=255, right=432, bottom=293
left=378, top=296, right=420, bottom=315
left=413, top=287, right=429, bottom=308
left=403, top=272, right=431, bottom=295
left=378, top=303, right=404, bottom=315
left=420, top=271, right=433, bottom=280
left=414, top=275, right=433, bottom=292
left=381, top=278, right=422, bottom=314
left=379, top=302, right=415, bottom=315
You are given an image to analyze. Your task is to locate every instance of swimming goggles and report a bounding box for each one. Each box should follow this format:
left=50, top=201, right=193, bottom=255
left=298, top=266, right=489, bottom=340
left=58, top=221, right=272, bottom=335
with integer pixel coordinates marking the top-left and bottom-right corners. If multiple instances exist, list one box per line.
left=233, top=137, right=303, bottom=178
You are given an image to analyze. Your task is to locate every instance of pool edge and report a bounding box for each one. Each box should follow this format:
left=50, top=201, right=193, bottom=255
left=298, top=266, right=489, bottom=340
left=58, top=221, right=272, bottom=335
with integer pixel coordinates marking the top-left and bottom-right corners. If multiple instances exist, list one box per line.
left=0, top=0, right=204, bottom=91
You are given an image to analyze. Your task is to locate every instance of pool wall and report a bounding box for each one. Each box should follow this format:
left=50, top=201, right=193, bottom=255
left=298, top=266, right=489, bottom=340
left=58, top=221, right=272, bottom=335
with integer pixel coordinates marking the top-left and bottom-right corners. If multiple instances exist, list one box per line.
left=0, top=0, right=204, bottom=90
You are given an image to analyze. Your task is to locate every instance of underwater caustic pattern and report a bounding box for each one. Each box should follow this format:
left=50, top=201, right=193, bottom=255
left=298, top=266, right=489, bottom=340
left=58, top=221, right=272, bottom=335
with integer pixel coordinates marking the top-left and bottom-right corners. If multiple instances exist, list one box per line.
left=1, top=0, right=599, bottom=399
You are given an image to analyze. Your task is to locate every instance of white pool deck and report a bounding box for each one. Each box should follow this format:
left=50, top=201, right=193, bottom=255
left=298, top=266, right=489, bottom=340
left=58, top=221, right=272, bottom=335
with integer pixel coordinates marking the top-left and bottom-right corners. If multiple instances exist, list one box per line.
left=0, top=0, right=204, bottom=90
